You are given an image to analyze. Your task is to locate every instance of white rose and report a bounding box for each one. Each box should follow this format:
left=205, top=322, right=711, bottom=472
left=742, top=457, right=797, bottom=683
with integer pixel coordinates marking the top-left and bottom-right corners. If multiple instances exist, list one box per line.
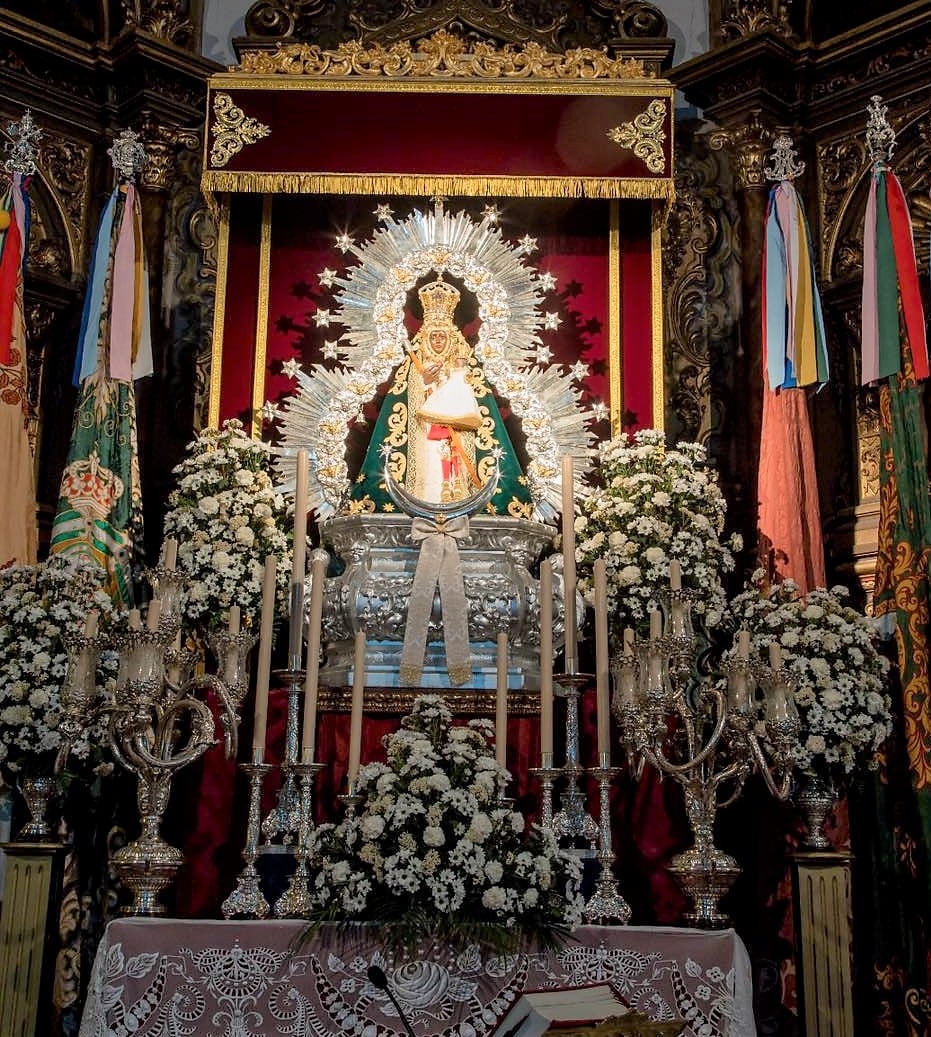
left=199, top=496, right=219, bottom=516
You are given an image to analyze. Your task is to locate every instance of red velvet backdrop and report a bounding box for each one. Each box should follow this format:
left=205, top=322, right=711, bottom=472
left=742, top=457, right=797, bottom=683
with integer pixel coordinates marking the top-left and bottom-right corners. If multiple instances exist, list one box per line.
left=178, top=191, right=679, bottom=920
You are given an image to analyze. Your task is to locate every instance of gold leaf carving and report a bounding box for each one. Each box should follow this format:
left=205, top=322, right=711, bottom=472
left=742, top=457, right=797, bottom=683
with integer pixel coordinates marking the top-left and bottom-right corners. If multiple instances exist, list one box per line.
left=238, top=29, right=648, bottom=80
left=607, top=99, right=667, bottom=174
left=209, top=92, right=271, bottom=169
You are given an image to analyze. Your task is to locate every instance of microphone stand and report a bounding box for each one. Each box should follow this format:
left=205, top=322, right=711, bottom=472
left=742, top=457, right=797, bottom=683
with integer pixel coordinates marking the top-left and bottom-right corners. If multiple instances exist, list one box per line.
left=367, top=964, right=417, bottom=1037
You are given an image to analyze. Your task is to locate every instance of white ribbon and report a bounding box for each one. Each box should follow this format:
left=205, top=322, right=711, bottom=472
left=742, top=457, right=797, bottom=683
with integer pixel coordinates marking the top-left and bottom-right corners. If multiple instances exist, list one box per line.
left=399, top=516, right=472, bottom=686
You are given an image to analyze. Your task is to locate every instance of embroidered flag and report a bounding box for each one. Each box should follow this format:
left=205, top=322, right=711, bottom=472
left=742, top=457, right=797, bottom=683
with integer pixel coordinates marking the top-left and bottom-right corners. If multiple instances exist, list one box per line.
left=51, top=184, right=151, bottom=603
left=0, top=171, right=36, bottom=565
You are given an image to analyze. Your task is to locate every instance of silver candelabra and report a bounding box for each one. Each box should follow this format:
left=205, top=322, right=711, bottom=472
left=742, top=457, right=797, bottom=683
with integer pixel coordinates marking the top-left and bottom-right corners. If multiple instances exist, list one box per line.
left=613, top=592, right=799, bottom=928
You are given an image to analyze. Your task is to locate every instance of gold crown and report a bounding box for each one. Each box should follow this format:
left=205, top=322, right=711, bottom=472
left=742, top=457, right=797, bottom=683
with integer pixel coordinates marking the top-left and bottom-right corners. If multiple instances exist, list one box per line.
left=418, top=276, right=460, bottom=324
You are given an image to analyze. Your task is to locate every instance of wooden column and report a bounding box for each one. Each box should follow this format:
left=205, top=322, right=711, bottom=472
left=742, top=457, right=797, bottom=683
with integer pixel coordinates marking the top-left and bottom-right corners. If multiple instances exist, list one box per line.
left=792, top=850, right=855, bottom=1037
left=0, top=841, right=67, bottom=1037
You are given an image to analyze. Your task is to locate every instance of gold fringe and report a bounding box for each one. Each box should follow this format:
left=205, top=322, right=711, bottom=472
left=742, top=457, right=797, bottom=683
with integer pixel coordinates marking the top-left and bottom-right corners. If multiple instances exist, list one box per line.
left=201, top=170, right=675, bottom=202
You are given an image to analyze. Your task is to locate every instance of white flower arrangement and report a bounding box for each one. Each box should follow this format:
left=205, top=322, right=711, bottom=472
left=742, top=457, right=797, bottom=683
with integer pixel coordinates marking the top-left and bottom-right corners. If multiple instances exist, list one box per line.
left=576, top=429, right=741, bottom=636
left=162, top=419, right=292, bottom=635
left=0, top=555, right=117, bottom=777
left=726, top=575, right=892, bottom=777
left=306, top=694, right=583, bottom=952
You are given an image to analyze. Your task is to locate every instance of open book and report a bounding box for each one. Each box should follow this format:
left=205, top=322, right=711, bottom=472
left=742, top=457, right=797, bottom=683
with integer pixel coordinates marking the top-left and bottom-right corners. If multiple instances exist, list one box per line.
left=493, top=983, right=630, bottom=1037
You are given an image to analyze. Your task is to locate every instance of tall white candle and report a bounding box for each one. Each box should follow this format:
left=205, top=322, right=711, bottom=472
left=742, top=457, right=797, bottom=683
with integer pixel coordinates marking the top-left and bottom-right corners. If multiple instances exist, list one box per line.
left=252, top=554, right=277, bottom=761
left=292, top=450, right=309, bottom=585
left=539, top=559, right=554, bottom=759
left=669, top=558, right=682, bottom=591
left=347, top=630, right=366, bottom=788
left=769, top=642, right=782, bottom=671
left=301, top=552, right=327, bottom=763
left=224, top=605, right=241, bottom=685
left=738, top=629, right=751, bottom=660
left=289, top=450, right=309, bottom=662
left=496, top=630, right=509, bottom=769
left=163, top=539, right=177, bottom=570
left=146, top=600, right=161, bottom=632
left=593, top=558, right=610, bottom=758
left=561, top=455, right=577, bottom=673
left=649, top=608, right=662, bottom=641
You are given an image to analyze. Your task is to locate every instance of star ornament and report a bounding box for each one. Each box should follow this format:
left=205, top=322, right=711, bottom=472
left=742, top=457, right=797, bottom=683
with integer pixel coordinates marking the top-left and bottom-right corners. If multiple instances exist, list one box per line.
left=335, top=233, right=353, bottom=253
left=262, top=400, right=282, bottom=423
left=312, top=309, right=331, bottom=327
left=592, top=401, right=609, bottom=422
left=281, top=358, right=302, bottom=379
left=516, top=234, right=538, bottom=256
left=569, top=360, right=589, bottom=382
left=535, top=344, right=553, bottom=364
left=374, top=204, right=393, bottom=221
left=481, top=204, right=501, bottom=224
left=322, top=339, right=340, bottom=360
left=543, top=312, right=560, bottom=330
left=537, top=271, right=558, bottom=291
left=319, top=268, right=338, bottom=287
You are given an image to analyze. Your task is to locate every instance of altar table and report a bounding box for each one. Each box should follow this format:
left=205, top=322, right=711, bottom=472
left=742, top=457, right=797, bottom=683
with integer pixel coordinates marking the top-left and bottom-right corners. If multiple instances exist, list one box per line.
left=78, top=920, right=756, bottom=1037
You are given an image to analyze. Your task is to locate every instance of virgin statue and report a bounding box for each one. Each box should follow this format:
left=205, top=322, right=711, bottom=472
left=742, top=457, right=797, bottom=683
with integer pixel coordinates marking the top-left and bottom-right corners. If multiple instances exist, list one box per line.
left=349, top=274, right=534, bottom=517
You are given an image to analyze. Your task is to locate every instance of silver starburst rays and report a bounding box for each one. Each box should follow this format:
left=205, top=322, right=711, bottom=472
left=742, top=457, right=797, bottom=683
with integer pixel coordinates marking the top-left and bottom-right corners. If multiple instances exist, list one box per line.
left=274, top=204, right=596, bottom=518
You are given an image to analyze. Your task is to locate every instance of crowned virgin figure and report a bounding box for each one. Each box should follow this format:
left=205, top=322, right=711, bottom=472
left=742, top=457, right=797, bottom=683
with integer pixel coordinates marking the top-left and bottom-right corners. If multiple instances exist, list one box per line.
left=349, top=274, right=534, bottom=516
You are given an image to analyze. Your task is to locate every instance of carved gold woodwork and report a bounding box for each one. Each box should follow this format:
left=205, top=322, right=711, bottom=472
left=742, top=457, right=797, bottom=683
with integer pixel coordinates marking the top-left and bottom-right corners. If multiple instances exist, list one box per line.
left=709, top=110, right=773, bottom=190
left=607, top=99, right=667, bottom=173
left=240, top=0, right=671, bottom=70
left=210, top=93, right=271, bottom=169
left=317, top=686, right=542, bottom=716
left=238, top=29, right=649, bottom=79
left=120, top=0, right=196, bottom=48
left=718, top=0, right=794, bottom=43
left=856, top=393, right=881, bottom=502
left=663, top=131, right=739, bottom=445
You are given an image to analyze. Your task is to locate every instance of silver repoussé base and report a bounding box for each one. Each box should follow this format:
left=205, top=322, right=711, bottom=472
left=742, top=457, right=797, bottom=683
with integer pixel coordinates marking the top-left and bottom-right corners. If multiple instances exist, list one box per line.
left=582, top=759, right=631, bottom=925
left=223, top=760, right=274, bottom=919
left=318, top=514, right=570, bottom=690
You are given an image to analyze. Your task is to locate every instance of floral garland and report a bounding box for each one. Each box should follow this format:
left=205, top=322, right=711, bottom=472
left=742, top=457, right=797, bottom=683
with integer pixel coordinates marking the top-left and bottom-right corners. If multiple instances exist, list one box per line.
left=726, top=575, right=892, bottom=778
left=0, top=555, right=117, bottom=777
left=576, top=429, right=741, bottom=636
left=306, top=695, right=583, bottom=952
left=162, top=419, right=292, bottom=637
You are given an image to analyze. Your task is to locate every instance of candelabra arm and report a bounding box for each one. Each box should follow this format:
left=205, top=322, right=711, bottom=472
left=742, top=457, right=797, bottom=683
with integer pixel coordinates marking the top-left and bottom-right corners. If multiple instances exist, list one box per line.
left=123, top=695, right=215, bottom=772
left=747, top=732, right=794, bottom=800
left=715, top=765, right=750, bottom=808
left=195, top=672, right=240, bottom=760
left=649, top=689, right=727, bottom=776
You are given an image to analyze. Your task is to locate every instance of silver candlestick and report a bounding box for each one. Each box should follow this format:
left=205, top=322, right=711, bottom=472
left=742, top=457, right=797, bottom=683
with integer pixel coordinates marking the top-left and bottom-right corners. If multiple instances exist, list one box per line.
left=222, top=757, right=273, bottom=919
left=261, top=666, right=305, bottom=847
left=529, top=751, right=559, bottom=829
left=550, top=673, right=599, bottom=853
left=582, top=753, right=631, bottom=924
left=273, top=760, right=325, bottom=918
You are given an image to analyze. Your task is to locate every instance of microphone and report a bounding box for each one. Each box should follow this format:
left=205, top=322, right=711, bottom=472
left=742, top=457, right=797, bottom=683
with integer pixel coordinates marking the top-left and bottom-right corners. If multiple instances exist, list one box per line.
left=367, top=964, right=417, bottom=1037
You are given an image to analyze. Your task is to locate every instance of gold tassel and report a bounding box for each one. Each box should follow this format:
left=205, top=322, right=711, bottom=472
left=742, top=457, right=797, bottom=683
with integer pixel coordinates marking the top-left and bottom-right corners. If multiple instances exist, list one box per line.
left=201, top=170, right=674, bottom=202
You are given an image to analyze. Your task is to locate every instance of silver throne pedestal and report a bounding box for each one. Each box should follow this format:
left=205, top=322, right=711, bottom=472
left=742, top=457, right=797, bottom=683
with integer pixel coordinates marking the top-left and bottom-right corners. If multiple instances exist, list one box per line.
left=317, top=513, right=568, bottom=690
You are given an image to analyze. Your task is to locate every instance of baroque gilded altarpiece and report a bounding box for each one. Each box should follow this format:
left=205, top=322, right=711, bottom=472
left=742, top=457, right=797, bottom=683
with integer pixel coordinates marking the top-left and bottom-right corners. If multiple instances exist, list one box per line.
left=201, top=32, right=675, bottom=461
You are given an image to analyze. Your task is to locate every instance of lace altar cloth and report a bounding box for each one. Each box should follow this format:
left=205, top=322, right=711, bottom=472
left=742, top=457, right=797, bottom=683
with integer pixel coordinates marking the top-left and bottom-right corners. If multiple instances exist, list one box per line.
left=78, top=920, right=756, bottom=1037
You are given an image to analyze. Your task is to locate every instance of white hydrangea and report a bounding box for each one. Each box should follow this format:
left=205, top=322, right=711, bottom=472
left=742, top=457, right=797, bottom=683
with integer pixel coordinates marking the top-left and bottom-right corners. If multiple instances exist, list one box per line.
left=162, top=419, right=292, bottom=637
left=726, top=575, right=892, bottom=776
left=0, top=556, right=118, bottom=776
left=577, top=429, right=740, bottom=638
left=306, top=693, right=581, bottom=946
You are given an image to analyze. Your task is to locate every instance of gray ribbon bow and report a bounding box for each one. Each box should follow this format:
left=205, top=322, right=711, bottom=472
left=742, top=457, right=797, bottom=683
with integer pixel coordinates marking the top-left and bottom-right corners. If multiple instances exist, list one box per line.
left=399, top=516, right=472, bottom=687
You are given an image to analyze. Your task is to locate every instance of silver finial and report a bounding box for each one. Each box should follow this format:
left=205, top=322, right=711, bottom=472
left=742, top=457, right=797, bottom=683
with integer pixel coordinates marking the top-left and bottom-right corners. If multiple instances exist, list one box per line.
left=107, top=129, right=148, bottom=183
left=866, top=95, right=896, bottom=166
left=763, top=134, right=805, bottom=182
left=4, top=110, right=42, bottom=176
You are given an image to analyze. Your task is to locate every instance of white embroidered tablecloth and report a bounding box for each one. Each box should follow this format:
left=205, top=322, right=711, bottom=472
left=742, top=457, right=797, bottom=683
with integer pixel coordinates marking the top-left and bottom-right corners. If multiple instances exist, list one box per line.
left=78, top=920, right=756, bottom=1037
